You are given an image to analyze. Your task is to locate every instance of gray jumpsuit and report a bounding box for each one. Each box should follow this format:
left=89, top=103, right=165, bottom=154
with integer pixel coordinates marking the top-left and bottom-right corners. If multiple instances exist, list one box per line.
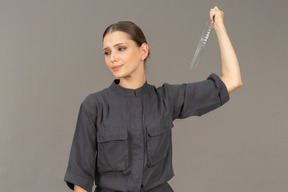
left=64, top=73, right=230, bottom=192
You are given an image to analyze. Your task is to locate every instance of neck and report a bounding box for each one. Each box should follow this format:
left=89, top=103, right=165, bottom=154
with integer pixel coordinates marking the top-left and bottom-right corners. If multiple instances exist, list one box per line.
left=118, top=74, right=146, bottom=90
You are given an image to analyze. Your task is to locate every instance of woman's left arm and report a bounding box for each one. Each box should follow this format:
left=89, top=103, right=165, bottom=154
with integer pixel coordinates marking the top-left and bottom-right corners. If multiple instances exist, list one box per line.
left=210, top=6, right=243, bottom=93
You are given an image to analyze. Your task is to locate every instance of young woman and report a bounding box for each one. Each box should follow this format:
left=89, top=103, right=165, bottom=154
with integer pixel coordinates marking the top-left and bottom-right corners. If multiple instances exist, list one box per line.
left=64, top=6, right=242, bottom=192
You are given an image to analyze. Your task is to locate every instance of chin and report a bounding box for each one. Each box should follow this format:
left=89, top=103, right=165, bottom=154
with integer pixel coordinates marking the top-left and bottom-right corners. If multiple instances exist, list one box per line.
left=112, top=72, right=126, bottom=79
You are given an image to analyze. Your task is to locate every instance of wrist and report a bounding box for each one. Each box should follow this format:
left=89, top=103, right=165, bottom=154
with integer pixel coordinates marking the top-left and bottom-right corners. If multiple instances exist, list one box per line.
left=214, top=24, right=227, bottom=36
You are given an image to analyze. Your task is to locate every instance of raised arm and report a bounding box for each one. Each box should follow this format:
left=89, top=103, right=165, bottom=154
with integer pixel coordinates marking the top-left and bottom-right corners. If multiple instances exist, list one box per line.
left=210, top=6, right=243, bottom=93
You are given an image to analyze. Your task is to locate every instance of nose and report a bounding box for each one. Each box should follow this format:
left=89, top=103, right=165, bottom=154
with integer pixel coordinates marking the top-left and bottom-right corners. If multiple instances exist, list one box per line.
left=110, top=52, right=118, bottom=63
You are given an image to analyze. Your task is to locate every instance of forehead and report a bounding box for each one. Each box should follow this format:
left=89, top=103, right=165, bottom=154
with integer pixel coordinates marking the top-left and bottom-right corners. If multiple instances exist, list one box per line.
left=103, top=31, right=132, bottom=48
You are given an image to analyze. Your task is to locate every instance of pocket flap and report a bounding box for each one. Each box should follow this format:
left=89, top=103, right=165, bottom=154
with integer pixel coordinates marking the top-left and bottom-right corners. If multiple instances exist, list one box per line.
left=146, top=116, right=174, bottom=136
left=97, top=128, right=128, bottom=143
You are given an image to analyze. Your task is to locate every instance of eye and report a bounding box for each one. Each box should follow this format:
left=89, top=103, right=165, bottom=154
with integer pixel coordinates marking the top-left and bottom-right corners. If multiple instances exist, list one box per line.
left=118, top=47, right=126, bottom=51
left=104, top=51, right=110, bottom=55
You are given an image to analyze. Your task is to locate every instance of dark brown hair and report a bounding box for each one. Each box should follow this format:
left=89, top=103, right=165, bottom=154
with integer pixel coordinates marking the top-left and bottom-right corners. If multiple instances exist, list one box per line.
left=103, top=21, right=150, bottom=63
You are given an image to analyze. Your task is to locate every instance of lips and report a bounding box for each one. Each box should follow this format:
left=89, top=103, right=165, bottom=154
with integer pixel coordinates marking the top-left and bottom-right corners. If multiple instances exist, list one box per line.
left=112, top=65, right=123, bottom=71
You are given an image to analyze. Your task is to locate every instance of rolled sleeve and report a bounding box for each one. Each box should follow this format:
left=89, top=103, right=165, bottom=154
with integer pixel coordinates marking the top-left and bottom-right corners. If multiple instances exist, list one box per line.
left=162, top=73, right=230, bottom=119
left=64, top=97, right=97, bottom=192
left=207, top=73, right=230, bottom=106
left=64, top=171, right=94, bottom=191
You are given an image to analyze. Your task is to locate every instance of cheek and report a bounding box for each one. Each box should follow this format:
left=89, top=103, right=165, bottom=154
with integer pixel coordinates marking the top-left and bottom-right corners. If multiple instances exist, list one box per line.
left=126, top=51, right=140, bottom=62
left=104, top=57, right=110, bottom=65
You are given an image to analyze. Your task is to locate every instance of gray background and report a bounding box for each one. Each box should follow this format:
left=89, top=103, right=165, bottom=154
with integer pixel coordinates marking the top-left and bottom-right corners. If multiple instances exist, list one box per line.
left=1, top=0, right=287, bottom=191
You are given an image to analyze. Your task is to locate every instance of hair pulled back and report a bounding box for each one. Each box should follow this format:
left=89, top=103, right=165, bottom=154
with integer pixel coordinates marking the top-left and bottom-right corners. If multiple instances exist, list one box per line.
left=103, top=21, right=150, bottom=63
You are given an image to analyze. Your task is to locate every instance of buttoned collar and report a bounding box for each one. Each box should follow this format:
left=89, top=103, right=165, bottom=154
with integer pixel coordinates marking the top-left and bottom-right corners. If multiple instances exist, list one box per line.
left=110, top=79, right=149, bottom=97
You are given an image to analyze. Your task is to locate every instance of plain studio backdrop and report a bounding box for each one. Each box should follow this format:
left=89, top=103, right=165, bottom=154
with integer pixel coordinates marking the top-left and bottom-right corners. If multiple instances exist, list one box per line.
left=1, top=0, right=287, bottom=191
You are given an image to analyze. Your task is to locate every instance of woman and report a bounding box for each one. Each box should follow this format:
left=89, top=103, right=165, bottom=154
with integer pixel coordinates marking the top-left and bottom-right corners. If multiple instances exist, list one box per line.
left=64, top=6, right=242, bottom=192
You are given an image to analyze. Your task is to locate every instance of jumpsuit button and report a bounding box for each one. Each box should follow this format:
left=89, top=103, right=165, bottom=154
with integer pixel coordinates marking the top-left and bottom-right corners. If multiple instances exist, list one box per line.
left=141, top=184, right=144, bottom=188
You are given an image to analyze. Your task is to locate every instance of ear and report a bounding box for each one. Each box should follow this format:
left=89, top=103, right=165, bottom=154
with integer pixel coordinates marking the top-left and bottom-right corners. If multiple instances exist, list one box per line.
left=140, top=43, right=149, bottom=60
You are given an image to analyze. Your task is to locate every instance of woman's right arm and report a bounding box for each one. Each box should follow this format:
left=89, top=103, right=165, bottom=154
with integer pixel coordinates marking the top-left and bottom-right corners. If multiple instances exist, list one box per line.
left=74, top=185, right=88, bottom=192
left=64, top=99, right=98, bottom=192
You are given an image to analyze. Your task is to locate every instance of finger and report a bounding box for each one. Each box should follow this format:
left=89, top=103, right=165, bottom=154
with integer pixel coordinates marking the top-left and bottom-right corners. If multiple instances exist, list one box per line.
left=210, top=8, right=223, bottom=20
left=210, top=9, right=214, bottom=21
left=210, top=9, right=216, bottom=22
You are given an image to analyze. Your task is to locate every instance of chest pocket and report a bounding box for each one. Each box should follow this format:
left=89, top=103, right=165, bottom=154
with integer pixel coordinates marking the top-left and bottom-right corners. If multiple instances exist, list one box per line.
left=97, top=126, right=129, bottom=172
left=146, top=116, right=174, bottom=167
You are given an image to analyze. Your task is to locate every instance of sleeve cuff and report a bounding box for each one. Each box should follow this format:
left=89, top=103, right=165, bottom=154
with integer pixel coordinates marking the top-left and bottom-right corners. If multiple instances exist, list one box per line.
left=207, top=73, right=230, bottom=105
left=64, top=171, right=93, bottom=192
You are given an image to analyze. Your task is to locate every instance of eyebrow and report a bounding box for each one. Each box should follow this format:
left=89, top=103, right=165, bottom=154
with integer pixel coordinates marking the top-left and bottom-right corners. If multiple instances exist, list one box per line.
left=103, top=43, right=127, bottom=51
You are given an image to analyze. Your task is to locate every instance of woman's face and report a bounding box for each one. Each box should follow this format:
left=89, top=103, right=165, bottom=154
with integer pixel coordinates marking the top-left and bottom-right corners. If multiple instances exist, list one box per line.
left=103, top=31, right=146, bottom=79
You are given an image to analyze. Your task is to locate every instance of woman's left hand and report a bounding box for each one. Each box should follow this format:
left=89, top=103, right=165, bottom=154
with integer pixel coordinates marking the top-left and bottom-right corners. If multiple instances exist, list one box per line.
left=210, top=6, right=225, bottom=32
